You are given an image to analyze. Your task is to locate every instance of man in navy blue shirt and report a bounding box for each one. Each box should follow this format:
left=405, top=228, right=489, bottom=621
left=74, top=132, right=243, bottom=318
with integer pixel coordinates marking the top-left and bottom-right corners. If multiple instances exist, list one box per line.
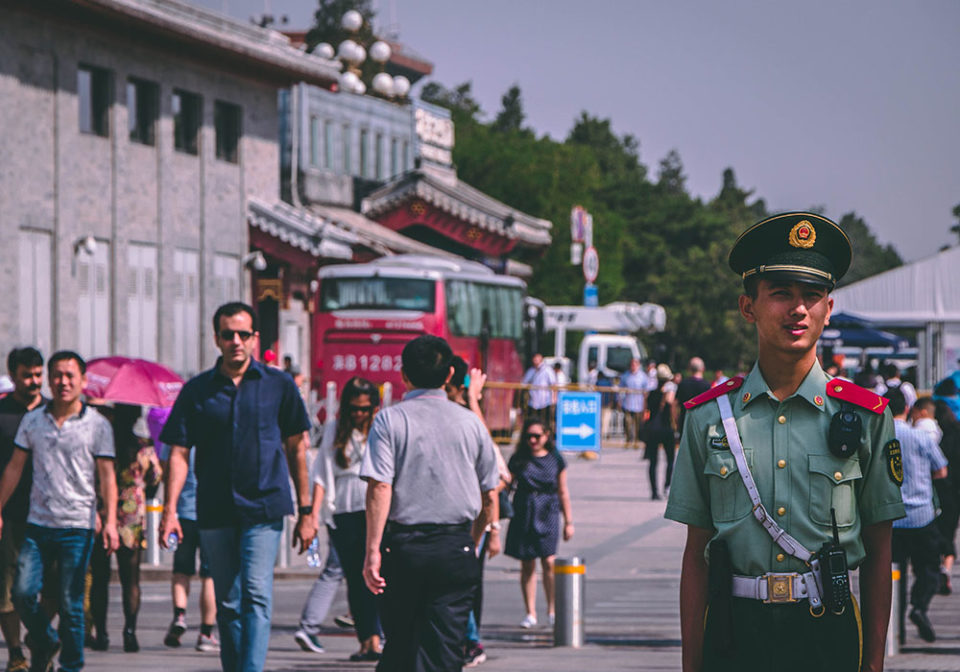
left=160, top=302, right=314, bottom=672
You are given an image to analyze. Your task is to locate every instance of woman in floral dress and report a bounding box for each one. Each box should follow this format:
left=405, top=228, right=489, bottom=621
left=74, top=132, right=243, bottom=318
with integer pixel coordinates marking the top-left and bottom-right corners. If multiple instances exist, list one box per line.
left=88, top=404, right=162, bottom=652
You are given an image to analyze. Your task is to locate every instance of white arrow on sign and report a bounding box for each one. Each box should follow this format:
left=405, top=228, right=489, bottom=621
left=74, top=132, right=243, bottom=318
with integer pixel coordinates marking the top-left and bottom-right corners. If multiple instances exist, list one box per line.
left=561, top=423, right=595, bottom=439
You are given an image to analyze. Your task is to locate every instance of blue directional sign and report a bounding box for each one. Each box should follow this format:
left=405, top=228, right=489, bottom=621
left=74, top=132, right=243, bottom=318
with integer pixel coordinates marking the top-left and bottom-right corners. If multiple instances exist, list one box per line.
left=556, top=390, right=602, bottom=452
left=583, top=283, right=598, bottom=307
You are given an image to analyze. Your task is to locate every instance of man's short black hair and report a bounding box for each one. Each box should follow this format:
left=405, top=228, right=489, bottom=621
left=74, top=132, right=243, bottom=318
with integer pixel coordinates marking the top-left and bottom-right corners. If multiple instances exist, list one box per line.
left=449, top=356, right=469, bottom=388
left=213, top=302, right=258, bottom=333
left=935, top=378, right=958, bottom=397
left=48, top=350, right=86, bottom=375
left=884, top=387, right=907, bottom=416
left=402, top=335, right=453, bottom=389
left=7, top=347, right=43, bottom=374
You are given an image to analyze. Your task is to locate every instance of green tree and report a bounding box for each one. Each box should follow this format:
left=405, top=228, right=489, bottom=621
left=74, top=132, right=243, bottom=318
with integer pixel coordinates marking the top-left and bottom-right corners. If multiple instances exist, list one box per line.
left=420, top=81, right=483, bottom=124
left=656, top=150, right=686, bottom=195
left=951, top=202, right=960, bottom=244
left=492, top=84, right=528, bottom=134
left=837, top=212, right=902, bottom=286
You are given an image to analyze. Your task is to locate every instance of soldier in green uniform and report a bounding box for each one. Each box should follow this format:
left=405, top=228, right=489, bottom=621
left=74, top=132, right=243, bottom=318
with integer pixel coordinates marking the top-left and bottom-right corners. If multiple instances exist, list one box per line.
left=665, top=212, right=905, bottom=672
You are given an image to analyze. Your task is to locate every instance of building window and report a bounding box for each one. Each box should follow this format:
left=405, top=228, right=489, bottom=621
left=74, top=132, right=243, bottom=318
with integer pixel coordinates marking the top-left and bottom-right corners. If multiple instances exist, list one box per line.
left=172, top=89, right=201, bottom=155
left=127, top=77, right=159, bottom=145
left=375, top=133, right=384, bottom=180
left=403, top=141, right=411, bottom=170
left=324, top=120, right=333, bottom=170
left=359, top=129, right=369, bottom=178
left=78, top=64, right=111, bottom=137
left=342, top=124, right=351, bottom=174
left=309, top=116, right=320, bottom=167
left=172, top=249, right=200, bottom=375
left=18, top=231, right=53, bottom=355
left=126, top=243, right=158, bottom=360
left=214, top=100, right=241, bottom=164
left=213, top=253, right=241, bottom=311
left=390, top=138, right=399, bottom=177
left=77, top=240, right=111, bottom=358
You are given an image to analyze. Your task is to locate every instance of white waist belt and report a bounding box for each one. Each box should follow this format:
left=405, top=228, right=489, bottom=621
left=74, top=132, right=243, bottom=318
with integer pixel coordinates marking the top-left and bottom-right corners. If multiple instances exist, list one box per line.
left=731, top=572, right=818, bottom=604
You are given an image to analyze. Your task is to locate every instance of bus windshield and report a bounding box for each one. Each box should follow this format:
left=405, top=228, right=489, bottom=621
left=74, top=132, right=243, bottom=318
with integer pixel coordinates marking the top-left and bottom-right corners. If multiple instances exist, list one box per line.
left=320, top=277, right=436, bottom=312
left=445, top=280, right=523, bottom=339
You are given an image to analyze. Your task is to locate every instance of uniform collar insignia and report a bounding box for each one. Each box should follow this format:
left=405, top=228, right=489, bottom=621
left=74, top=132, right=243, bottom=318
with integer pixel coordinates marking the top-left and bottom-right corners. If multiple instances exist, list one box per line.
left=739, top=360, right=829, bottom=412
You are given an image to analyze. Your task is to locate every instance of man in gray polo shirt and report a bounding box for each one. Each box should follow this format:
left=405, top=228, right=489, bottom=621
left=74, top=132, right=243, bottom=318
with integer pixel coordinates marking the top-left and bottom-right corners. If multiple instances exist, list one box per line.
left=361, top=335, right=499, bottom=672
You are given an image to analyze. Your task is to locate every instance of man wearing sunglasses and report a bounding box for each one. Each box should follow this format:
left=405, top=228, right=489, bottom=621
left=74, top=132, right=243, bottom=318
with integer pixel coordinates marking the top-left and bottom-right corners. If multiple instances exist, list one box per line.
left=160, top=301, right=314, bottom=672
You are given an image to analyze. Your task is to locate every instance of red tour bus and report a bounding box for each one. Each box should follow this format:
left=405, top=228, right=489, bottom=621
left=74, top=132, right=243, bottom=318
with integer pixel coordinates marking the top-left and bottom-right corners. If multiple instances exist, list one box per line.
left=313, top=255, right=530, bottom=431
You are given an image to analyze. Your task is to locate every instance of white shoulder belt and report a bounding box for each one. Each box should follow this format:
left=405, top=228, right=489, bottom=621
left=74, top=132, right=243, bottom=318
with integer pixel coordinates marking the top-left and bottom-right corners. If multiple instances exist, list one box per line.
left=716, top=394, right=823, bottom=610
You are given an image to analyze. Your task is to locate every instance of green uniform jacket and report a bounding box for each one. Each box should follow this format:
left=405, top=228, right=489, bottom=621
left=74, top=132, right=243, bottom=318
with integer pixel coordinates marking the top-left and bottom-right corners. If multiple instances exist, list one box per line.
left=664, top=360, right=905, bottom=576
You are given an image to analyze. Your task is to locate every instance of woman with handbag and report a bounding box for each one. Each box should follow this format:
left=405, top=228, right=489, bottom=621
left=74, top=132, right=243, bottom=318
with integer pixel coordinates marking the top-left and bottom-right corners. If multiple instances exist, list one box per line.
left=644, top=364, right=677, bottom=500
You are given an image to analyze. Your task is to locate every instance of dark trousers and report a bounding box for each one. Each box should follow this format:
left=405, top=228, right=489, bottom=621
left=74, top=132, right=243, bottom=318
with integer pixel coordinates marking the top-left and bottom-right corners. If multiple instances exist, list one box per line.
left=892, top=523, right=941, bottom=613
left=377, top=524, right=480, bottom=672
left=623, top=411, right=644, bottom=446
left=646, top=433, right=676, bottom=495
left=329, top=511, right=382, bottom=643
left=703, top=597, right=861, bottom=672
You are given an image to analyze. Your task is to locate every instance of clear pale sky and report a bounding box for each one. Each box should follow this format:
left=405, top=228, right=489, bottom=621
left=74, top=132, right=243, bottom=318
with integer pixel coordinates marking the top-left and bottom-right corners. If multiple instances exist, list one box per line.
left=193, top=0, right=960, bottom=262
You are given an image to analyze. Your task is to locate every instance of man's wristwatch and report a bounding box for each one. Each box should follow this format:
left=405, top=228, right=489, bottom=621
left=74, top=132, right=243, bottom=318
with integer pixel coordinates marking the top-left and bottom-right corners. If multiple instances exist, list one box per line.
left=298, top=505, right=312, bottom=517
left=490, top=521, right=502, bottom=531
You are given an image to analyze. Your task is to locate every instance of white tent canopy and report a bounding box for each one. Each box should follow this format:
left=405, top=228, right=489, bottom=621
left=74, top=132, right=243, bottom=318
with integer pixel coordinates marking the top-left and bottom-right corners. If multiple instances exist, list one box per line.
left=832, top=245, right=960, bottom=386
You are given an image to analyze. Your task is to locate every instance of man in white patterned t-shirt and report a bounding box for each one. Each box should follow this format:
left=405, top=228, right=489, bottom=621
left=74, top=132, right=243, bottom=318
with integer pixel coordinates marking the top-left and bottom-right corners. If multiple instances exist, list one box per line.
left=0, top=351, right=119, bottom=672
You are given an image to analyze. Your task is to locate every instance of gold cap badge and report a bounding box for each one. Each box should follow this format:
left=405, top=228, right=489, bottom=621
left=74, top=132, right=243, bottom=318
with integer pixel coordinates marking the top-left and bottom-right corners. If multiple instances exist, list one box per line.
left=788, top=220, right=816, bottom=249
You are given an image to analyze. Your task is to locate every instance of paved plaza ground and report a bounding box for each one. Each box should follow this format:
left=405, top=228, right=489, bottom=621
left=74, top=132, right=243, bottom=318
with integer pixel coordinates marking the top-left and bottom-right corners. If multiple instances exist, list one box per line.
left=18, top=446, right=960, bottom=671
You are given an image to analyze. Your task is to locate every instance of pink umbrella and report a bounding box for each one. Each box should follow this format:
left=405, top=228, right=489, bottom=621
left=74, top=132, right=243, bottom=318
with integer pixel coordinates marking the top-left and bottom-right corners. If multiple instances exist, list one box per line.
left=84, top=356, right=184, bottom=407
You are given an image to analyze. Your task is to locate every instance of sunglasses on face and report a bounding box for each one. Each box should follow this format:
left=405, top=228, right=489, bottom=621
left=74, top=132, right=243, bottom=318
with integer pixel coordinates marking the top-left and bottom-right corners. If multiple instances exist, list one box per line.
left=219, top=329, right=254, bottom=342
left=349, top=405, right=374, bottom=414
left=526, top=432, right=544, bottom=440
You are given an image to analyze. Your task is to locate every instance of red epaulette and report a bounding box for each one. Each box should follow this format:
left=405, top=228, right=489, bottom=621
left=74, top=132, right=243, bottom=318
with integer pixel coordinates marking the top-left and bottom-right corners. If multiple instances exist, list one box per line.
left=683, top=376, right=745, bottom=410
left=825, top=379, right=889, bottom=414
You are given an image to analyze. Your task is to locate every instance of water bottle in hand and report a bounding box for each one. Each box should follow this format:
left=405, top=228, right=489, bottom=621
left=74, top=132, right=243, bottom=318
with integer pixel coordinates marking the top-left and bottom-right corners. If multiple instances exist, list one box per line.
left=306, top=537, right=322, bottom=568
left=165, top=532, right=179, bottom=553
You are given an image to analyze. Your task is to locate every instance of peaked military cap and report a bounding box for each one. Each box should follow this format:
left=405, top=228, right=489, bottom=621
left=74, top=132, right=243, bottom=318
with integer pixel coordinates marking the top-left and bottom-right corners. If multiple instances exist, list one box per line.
left=729, top=212, right=852, bottom=289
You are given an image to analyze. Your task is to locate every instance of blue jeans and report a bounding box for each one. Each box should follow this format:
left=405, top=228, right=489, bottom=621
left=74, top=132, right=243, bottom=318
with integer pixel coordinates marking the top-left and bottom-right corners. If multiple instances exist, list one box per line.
left=299, top=542, right=343, bottom=635
left=200, top=520, right=283, bottom=672
left=13, top=525, right=94, bottom=672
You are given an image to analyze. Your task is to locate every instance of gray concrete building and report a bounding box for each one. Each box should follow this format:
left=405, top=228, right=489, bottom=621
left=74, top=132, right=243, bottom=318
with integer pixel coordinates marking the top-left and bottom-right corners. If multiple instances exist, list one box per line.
left=0, top=0, right=339, bottom=377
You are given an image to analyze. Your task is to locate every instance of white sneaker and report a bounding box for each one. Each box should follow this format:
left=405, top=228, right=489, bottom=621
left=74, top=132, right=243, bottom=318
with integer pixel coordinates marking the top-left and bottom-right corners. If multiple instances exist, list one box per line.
left=548, top=613, right=555, bottom=626
left=294, top=629, right=325, bottom=653
left=520, top=614, right=537, bottom=629
left=195, top=633, right=220, bottom=652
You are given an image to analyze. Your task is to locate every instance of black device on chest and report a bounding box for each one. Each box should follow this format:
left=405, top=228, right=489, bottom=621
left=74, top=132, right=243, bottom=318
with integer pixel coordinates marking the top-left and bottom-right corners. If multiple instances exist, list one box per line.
left=818, top=508, right=851, bottom=614
left=828, top=403, right=861, bottom=458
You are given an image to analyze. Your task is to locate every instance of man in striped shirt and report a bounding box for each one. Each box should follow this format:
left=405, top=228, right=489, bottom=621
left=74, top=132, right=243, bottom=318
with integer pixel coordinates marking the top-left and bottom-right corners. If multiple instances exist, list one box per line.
left=887, top=389, right=948, bottom=642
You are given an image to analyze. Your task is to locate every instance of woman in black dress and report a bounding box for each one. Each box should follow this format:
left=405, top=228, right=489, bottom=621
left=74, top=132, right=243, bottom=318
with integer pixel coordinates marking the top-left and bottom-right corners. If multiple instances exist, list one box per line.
left=505, top=419, right=574, bottom=628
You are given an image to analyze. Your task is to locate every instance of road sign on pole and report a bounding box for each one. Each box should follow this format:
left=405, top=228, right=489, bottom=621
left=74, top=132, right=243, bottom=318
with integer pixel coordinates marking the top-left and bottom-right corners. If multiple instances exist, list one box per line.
left=582, top=246, right=599, bottom=284
left=556, top=391, right=602, bottom=452
left=583, top=284, right=598, bottom=307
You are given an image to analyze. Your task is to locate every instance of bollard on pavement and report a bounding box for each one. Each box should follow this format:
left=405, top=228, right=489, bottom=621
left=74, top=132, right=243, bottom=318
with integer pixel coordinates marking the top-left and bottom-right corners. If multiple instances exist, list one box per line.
left=145, top=498, right=162, bottom=566
left=382, top=381, right=393, bottom=407
left=890, top=564, right=903, bottom=653
left=554, top=556, right=585, bottom=647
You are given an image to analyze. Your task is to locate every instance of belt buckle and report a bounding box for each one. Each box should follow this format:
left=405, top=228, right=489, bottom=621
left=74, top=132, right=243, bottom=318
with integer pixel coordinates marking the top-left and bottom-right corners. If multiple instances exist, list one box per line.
left=764, top=574, right=797, bottom=604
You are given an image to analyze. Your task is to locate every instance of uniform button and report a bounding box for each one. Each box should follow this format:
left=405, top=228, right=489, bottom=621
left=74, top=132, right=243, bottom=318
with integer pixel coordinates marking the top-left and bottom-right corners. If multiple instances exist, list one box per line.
left=777, top=415, right=786, bottom=424
left=777, top=506, right=786, bottom=516
left=834, top=471, right=843, bottom=481
left=720, top=466, right=728, bottom=476
left=776, top=553, right=785, bottom=562
left=778, top=459, right=786, bottom=468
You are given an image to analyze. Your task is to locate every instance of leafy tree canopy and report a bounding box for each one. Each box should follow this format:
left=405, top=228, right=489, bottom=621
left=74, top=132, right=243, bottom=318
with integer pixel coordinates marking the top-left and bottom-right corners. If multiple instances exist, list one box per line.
left=410, top=78, right=904, bottom=369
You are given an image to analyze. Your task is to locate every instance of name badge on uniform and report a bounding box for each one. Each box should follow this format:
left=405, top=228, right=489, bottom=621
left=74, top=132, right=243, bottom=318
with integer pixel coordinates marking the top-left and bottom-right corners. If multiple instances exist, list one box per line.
left=709, top=435, right=730, bottom=450
left=885, top=439, right=903, bottom=486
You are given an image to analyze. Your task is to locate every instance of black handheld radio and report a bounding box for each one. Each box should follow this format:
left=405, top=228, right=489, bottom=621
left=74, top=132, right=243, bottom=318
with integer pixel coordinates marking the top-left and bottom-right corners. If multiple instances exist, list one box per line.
left=818, top=508, right=850, bottom=614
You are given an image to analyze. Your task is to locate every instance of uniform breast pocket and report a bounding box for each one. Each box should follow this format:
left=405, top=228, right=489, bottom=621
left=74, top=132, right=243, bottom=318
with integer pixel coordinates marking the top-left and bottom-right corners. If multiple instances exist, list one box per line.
left=808, top=455, right=862, bottom=527
left=703, top=450, right=752, bottom=522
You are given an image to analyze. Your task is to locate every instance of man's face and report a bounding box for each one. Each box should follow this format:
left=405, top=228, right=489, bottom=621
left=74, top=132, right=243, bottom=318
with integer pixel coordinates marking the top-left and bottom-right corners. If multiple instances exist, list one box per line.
left=50, top=359, right=85, bottom=405
left=630, top=359, right=640, bottom=373
left=215, top=311, right=257, bottom=368
left=532, top=354, right=543, bottom=368
left=11, top=364, right=43, bottom=400
left=739, top=279, right=833, bottom=356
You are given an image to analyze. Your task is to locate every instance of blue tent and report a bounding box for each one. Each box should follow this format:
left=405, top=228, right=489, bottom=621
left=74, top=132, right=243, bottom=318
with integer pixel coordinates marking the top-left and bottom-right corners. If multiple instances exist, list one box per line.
left=819, top=312, right=913, bottom=351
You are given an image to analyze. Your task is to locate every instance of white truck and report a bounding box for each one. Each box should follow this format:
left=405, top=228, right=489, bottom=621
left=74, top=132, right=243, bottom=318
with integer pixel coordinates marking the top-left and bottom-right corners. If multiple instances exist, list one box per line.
left=543, top=302, right=667, bottom=382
